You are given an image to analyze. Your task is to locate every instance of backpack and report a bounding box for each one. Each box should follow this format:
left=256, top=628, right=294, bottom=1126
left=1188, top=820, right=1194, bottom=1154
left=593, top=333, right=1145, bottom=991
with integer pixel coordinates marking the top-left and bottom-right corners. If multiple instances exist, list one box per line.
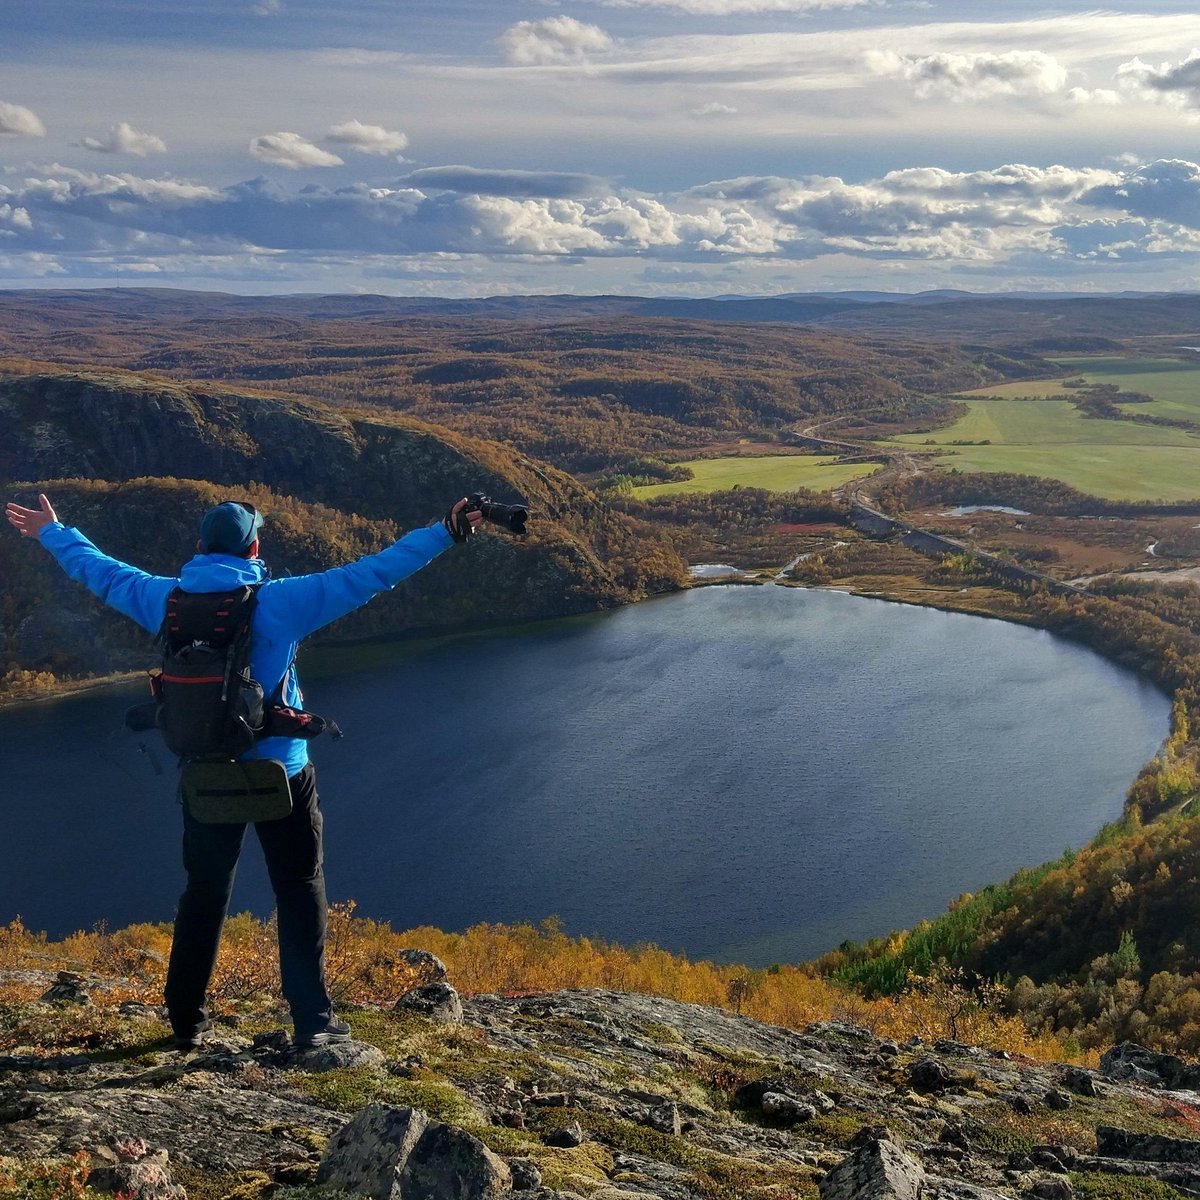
left=150, top=585, right=266, bottom=760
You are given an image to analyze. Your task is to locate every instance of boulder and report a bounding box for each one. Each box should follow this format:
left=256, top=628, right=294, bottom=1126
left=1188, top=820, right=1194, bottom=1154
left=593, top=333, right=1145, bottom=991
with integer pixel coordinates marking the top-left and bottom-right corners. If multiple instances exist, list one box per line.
left=396, top=949, right=450, bottom=984
left=820, top=1137, right=926, bottom=1200
left=762, top=1093, right=817, bottom=1123
left=402, top=1121, right=511, bottom=1199
left=1030, top=1177, right=1073, bottom=1200
left=396, top=982, right=464, bottom=1026
left=646, top=1103, right=682, bottom=1136
left=1060, top=1068, right=1098, bottom=1097
left=40, top=971, right=91, bottom=1006
left=1096, top=1126, right=1200, bottom=1165
left=1099, top=1044, right=1200, bottom=1089
left=291, top=1040, right=386, bottom=1073
left=316, top=1104, right=511, bottom=1199
left=87, top=1142, right=186, bottom=1200
left=317, top=1105, right=431, bottom=1199
left=546, top=1121, right=585, bottom=1148
left=910, top=1058, right=955, bottom=1091
left=509, top=1157, right=543, bottom=1191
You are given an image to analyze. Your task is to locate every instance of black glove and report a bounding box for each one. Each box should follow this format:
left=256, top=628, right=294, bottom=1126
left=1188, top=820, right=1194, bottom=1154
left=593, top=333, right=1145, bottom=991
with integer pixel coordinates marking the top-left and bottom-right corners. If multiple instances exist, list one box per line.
left=442, top=500, right=474, bottom=544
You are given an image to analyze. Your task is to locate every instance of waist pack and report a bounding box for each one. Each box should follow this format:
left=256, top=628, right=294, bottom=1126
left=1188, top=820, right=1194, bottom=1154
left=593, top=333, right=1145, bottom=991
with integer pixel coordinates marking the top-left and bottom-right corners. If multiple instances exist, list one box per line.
left=180, top=758, right=293, bottom=824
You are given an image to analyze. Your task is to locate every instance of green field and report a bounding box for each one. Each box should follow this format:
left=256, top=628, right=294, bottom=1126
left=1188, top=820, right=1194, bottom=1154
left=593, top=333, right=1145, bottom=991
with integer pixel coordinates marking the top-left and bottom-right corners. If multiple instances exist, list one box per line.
left=967, top=355, right=1200, bottom=422
left=632, top=454, right=876, bottom=497
left=892, top=394, right=1200, bottom=502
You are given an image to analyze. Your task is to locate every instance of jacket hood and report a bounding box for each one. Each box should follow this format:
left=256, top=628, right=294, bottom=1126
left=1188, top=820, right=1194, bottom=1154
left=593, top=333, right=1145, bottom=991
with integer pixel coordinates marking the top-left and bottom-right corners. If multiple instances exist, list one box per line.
left=178, top=553, right=268, bottom=592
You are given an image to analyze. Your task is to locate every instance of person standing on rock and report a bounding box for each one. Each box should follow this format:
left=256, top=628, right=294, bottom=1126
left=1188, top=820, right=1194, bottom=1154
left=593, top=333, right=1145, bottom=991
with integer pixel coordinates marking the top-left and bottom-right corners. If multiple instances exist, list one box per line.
left=5, top=491, right=482, bottom=1052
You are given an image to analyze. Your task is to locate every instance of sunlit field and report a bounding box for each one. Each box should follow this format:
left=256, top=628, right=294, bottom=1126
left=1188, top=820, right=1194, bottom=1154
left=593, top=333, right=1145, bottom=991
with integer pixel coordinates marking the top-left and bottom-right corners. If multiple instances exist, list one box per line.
left=892, top=360, right=1200, bottom=501
left=966, top=356, right=1200, bottom=420
left=632, top=454, right=876, bottom=497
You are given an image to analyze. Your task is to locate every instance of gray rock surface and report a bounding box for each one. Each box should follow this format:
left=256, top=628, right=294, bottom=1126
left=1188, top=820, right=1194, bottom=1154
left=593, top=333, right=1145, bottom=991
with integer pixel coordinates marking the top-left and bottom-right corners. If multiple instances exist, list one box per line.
left=291, top=1039, right=387, bottom=1073
left=316, top=1103, right=511, bottom=1199
left=316, top=1104, right=431, bottom=1199
left=401, top=1120, right=512, bottom=1198
left=396, top=981, right=465, bottom=1025
left=1096, top=1124, right=1200, bottom=1164
left=1100, top=1043, right=1200, bottom=1089
left=820, top=1138, right=926, bottom=1200
left=7, top=984, right=1200, bottom=1200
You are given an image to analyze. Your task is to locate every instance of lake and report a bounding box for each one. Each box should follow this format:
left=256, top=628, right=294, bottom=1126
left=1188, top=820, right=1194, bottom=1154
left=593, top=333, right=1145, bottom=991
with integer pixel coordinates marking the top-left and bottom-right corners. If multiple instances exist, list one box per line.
left=0, top=586, right=1169, bottom=965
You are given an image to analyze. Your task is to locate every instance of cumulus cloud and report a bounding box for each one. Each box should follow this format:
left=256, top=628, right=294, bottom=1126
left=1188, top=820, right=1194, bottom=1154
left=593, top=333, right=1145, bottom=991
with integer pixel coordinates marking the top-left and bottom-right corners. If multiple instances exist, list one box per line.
left=868, top=49, right=1070, bottom=101
left=1117, top=51, right=1200, bottom=111
left=6, top=158, right=1200, bottom=283
left=0, top=101, right=46, bottom=137
left=325, top=120, right=408, bottom=157
left=497, top=17, right=613, bottom=66
left=249, top=132, right=343, bottom=169
left=396, top=166, right=609, bottom=199
left=80, top=122, right=167, bottom=157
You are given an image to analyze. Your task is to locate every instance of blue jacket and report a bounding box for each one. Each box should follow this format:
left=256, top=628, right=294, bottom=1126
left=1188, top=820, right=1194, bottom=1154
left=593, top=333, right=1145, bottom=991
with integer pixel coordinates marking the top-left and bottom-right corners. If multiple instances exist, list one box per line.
left=38, top=520, right=454, bottom=775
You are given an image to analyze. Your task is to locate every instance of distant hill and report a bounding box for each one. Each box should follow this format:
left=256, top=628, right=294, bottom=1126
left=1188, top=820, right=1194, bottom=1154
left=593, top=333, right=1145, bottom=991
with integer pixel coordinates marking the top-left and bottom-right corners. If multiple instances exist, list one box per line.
left=2, top=286, right=1199, bottom=344
left=0, top=365, right=686, bottom=697
left=0, top=292, right=1050, bottom=472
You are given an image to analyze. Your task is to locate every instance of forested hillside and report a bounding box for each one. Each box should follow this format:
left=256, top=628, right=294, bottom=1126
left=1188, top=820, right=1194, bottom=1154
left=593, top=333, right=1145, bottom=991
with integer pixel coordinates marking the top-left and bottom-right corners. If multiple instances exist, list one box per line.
left=0, top=295, right=1048, bottom=472
left=0, top=364, right=685, bottom=700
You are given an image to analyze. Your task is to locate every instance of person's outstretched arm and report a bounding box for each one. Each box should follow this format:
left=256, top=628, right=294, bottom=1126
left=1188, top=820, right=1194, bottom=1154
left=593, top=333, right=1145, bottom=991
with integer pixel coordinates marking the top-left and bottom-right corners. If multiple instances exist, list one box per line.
left=263, top=498, right=482, bottom=641
left=6, top=493, right=177, bottom=634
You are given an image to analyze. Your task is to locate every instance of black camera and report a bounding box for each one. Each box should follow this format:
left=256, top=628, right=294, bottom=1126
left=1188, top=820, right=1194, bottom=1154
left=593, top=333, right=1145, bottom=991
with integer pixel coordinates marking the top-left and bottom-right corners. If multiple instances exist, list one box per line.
left=467, top=492, right=528, bottom=535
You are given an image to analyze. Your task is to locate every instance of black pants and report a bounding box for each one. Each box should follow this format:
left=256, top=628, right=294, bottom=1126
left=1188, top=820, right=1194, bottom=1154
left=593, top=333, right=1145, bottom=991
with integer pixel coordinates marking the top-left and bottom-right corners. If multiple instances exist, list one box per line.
left=164, top=762, right=333, bottom=1038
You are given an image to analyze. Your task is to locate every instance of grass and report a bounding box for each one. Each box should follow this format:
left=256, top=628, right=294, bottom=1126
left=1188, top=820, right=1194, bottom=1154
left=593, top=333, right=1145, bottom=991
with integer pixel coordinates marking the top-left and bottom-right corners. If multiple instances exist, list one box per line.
left=632, top=454, right=876, bottom=498
left=891, top=397, right=1200, bottom=502
left=968, top=355, right=1200, bottom=423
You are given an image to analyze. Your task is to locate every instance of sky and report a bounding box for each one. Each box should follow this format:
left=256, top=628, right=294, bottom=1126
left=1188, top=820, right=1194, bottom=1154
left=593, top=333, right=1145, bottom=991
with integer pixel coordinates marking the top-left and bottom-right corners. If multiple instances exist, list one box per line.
left=4, top=1, right=1200, bottom=296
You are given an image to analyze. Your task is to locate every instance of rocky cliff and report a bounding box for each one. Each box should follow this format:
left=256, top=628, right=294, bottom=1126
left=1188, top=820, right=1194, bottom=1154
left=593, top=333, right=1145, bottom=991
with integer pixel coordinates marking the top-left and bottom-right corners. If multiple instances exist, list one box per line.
left=4, top=966, right=1200, bottom=1200
left=0, top=366, right=686, bottom=693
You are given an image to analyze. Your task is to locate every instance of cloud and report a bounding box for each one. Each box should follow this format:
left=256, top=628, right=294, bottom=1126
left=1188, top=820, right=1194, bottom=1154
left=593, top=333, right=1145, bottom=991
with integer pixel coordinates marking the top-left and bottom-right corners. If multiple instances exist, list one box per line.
left=587, top=0, right=871, bottom=10
left=497, top=17, right=614, bottom=66
left=252, top=0, right=283, bottom=14
left=6, top=158, right=1200, bottom=285
left=1117, top=51, right=1200, bottom=111
left=249, top=132, right=344, bottom=169
left=396, top=166, right=609, bottom=199
left=79, top=123, right=168, bottom=157
left=691, top=102, right=738, bottom=117
left=0, top=101, right=46, bottom=137
left=325, top=120, right=408, bottom=157
left=1080, top=159, right=1200, bottom=229
left=868, top=50, right=1070, bottom=101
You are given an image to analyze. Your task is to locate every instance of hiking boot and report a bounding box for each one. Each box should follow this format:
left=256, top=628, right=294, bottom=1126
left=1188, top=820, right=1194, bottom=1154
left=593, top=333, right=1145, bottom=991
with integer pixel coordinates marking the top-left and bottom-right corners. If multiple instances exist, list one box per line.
left=294, top=1016, right=352, bottom=1048
left=173, top=1019, right=214, bottom=1052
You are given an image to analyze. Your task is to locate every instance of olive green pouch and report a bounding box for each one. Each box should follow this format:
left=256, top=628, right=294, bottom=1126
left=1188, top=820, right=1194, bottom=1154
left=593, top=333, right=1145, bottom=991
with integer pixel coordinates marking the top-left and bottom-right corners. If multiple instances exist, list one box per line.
left=180, top=759, right=293, bottom=824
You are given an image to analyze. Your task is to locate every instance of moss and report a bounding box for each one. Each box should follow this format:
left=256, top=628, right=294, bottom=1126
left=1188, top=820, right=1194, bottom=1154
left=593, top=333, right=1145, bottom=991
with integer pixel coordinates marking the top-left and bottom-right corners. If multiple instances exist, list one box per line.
left=342, top=1008, right=432, bottom=1057
left=291, top=1066, right=479, bottom=1124
left=258, top=1123, right=330, bottom=1154
left=530, top=1106, right=814, bottom=1197
left=643, top=1022, right=686, bottom=1045
left=1070, top=1173, right=1186, bottom=1200
left=806, top=1113, right=867, bottom=1146
left=173, top=1166, right=251, bottom=1200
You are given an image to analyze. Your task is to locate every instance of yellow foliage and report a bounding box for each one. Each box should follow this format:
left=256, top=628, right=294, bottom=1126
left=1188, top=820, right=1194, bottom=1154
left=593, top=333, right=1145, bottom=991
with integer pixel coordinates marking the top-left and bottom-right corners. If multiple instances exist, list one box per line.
left=0, top=906, right=1092, bottom=1065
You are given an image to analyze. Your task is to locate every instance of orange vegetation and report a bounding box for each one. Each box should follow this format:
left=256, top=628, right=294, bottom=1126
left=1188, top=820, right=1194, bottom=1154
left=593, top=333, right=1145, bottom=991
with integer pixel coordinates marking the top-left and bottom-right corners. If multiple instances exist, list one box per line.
left=0, top=908, right=1092, bottom=1064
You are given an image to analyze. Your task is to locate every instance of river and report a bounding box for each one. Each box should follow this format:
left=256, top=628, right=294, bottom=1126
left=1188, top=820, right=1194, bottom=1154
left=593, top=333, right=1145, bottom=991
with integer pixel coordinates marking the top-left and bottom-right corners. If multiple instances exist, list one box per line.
left=0, top=586, right=1169, bottom=965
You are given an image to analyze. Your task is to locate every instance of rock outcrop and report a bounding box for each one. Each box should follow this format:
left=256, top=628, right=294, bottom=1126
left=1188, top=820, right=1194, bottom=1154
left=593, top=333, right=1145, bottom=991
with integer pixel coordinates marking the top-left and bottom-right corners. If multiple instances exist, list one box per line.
left=6, top=984, right=1200, bottom=1200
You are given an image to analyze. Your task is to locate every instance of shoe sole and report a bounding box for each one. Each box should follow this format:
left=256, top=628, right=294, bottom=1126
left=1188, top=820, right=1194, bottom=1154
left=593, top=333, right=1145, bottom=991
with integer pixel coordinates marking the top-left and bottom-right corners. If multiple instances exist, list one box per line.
left=295, top=1032, right=353, bottom=1049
